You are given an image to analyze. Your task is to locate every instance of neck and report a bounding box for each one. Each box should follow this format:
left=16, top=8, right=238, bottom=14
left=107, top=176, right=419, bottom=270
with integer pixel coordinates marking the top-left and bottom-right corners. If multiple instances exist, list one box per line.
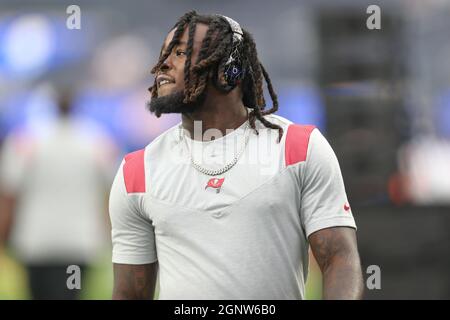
left=181, top=87, right=248, bottom=141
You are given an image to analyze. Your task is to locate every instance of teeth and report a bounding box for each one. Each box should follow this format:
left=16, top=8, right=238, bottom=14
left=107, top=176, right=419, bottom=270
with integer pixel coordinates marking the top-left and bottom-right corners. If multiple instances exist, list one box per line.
left=160, top=80, right=171, bottom=86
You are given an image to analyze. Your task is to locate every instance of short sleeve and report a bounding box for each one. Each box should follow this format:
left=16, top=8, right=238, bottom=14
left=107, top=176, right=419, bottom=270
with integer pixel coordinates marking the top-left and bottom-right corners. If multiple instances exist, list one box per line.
left=300, top=129, right=357, bottom=238
left=109, top=162, right=157, bottom=264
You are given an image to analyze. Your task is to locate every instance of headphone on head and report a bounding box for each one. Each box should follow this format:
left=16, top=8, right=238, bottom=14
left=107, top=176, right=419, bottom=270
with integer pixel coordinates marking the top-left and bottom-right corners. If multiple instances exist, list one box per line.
left=213, top=14, right=247, bottom=92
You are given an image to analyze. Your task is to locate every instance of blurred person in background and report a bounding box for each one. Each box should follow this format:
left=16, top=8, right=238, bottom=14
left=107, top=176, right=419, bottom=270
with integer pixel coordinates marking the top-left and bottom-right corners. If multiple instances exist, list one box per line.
left=110, top=11, right=363, bottom=300
left=0, top=89, right=117, bottom=300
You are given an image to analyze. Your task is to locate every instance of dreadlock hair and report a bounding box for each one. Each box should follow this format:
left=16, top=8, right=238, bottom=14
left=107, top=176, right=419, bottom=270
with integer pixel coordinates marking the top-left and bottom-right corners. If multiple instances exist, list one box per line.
left=149, top=11, right=284, bottom=142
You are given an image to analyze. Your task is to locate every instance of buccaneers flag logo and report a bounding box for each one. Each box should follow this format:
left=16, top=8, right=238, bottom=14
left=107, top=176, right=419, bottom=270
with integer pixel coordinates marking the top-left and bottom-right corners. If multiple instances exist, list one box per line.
left=205, top=178, right=225, bottom=193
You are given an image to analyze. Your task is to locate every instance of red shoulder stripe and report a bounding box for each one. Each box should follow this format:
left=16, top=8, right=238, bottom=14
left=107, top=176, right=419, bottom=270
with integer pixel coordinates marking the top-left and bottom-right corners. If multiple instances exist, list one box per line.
left=123, top=149, right=146, bottom=193
left=285, top=124, right=316, bottom=166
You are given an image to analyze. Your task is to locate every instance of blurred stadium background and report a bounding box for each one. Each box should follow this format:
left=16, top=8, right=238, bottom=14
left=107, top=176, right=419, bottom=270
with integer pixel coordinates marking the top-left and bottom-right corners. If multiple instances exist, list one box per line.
left=1, top=0, right=450, bottom=299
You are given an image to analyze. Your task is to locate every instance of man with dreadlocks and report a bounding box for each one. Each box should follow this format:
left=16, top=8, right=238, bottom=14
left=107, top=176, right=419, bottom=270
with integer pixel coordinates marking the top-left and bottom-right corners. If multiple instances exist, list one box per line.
left=109, top=11, right=363, bottom=300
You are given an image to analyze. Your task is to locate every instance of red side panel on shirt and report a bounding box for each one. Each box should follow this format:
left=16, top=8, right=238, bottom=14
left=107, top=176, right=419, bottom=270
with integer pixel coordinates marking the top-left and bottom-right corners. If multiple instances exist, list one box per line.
left=123, top=149, right=146, bottom=193
left=285, top=124, right=316, bottom=166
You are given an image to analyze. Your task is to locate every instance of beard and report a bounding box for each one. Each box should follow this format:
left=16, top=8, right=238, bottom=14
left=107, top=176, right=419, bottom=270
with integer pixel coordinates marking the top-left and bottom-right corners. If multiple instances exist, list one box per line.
left=147, top=90, right=205, bottom=117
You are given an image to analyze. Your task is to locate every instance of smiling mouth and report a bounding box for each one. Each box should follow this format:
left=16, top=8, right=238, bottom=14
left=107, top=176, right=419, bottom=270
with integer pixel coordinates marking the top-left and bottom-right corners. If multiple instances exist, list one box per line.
left=159, top=80, right=174, bottom=87
left=157, top=74, right=176, bottom=89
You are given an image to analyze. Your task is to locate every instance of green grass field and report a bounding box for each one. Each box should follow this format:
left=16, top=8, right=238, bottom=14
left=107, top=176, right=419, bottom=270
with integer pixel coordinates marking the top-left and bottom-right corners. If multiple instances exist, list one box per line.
left=0, top=250, right=322, bottom=300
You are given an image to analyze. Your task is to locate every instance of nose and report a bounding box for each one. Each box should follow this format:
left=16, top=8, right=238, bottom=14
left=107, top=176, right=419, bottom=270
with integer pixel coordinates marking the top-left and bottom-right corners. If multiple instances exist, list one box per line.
left=160, top=52, right=173, bottom=72
left=160, top=60, right=170, bottom=72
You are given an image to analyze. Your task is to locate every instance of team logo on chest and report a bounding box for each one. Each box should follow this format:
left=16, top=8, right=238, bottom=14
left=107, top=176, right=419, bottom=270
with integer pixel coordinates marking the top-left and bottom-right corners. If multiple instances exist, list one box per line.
left=205, top=177, right=225, bottom=193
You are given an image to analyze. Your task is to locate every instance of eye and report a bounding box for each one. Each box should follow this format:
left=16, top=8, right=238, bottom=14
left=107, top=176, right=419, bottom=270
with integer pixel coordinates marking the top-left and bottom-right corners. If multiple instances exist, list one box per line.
left=175, top=49, right=186, bottom=57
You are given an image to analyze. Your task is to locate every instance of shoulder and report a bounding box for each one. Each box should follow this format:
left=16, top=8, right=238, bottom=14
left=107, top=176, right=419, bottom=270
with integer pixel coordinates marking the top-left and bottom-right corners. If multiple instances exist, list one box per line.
left=145, top=121, right=181, bottom=156
left=261, top=114, right=319, bottom=166
left=109, top=149, right=146, bottom=216
left=259, top=113, right=293, bottom=131
left=120, top=122, right=181, bottom=194
left=122, top=149, right=146, bottom=194
left=284, top=123, right=317, bottom=162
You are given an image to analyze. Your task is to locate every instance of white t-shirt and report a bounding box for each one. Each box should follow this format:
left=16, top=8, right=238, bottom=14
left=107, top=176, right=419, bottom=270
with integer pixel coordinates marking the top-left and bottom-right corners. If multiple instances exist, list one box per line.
left=0, top=119, right=116, bottom=264
left=109, top=113, right=356, bottom=299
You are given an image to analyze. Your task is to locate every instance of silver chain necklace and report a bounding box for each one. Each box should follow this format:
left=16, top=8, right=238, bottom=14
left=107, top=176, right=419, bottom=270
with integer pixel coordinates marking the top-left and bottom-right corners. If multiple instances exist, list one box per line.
left=182, top=121, right=251, bottom=176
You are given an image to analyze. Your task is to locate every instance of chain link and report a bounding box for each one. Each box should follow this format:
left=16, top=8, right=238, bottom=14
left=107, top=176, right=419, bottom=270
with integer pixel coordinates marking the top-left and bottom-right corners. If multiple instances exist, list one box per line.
left=184, top=121, right=250, bottom=176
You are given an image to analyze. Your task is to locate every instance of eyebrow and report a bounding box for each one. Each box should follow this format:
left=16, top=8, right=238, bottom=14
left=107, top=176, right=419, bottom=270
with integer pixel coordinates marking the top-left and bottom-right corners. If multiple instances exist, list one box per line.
left=161, top=40, right=188, bottom=53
